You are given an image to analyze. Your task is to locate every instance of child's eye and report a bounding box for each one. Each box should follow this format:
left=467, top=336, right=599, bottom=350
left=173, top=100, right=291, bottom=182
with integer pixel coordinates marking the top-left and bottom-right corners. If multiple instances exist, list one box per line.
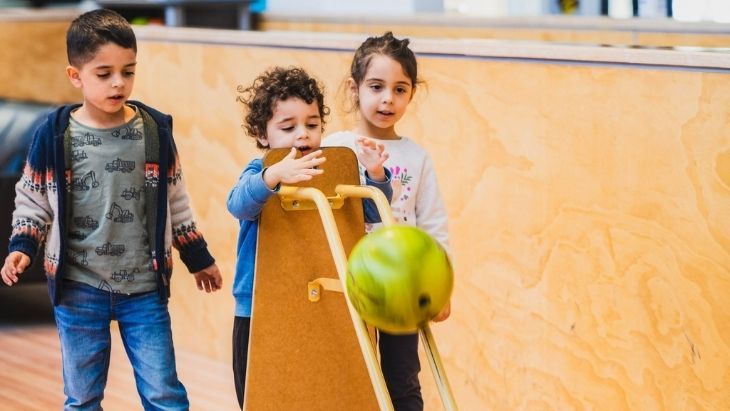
left=370, top=84, right=382, bottom=91
left=97, top=73, right=110, bottom=79
left=306, top=124, right=320, bottom=129
left=124, top=71, right=135, bottom=77
left=281, top=126, right=294, bottom=132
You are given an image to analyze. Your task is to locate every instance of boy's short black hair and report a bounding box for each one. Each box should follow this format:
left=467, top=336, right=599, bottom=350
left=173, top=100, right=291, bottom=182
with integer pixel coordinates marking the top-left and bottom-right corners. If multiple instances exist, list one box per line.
left=66, top=8, right=137, bottom=67
left=237, top=67, right=329, bottom=149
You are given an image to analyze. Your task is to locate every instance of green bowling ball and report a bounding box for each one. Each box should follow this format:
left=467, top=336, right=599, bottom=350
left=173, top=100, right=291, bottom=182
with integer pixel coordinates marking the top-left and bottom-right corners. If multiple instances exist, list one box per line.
left=346, top=225, right=453, bottom=334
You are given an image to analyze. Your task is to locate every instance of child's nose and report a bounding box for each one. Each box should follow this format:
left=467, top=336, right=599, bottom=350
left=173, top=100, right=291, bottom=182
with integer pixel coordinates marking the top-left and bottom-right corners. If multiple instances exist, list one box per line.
left=112, top=75, right=124, bottom=88
left=296, top=127, right=309, bottom=140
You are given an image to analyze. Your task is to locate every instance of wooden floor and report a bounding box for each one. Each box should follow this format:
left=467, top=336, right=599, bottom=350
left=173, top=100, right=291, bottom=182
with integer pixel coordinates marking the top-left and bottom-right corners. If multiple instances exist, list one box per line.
left=0, top=284, right=238, bottom=411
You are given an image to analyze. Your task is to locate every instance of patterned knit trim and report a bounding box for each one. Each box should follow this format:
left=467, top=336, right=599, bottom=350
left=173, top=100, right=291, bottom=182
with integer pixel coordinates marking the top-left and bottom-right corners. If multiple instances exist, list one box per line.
left=21, top=164, right=57, bottom=194
left=144, top=163, right=160, bottom=188
left=172, top=222, right=203, bottom=248
left=44, top=253, right=59, bottom=276
left=167, top=156, right=182, bottom=185
left=151, top=249, right=173, bottom=271
left=11, top=218, right=47, bottom=242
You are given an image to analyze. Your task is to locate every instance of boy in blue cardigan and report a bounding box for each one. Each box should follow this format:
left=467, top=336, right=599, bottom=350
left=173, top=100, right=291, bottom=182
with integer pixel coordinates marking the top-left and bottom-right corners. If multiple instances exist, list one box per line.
left=0, top=9, right=221, bottom=410
left=227, top=66, right=392, bottom=408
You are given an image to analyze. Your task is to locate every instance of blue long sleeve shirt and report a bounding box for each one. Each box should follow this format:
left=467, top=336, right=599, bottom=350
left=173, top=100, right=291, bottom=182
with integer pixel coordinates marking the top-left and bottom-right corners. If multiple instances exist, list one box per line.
left=227, top=158, right=393, bottom=317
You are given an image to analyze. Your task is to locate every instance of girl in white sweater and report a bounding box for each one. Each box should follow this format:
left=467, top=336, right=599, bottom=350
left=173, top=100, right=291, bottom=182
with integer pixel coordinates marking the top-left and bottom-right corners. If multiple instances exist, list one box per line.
left=322, top=31, right=451, bottom=411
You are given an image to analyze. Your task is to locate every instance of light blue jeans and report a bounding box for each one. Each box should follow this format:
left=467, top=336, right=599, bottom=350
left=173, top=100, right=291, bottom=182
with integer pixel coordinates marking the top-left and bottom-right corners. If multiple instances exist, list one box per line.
left=53, top=280, right=189, bottom=411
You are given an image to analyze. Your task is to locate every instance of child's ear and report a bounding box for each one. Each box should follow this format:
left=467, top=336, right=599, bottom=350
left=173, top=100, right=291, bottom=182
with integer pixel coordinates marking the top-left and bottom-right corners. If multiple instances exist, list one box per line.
left=256, top=136, right=269, bottom=148
left=347, top=78, right=358, bottom=97
left=66, top=66, right=82, bottom=88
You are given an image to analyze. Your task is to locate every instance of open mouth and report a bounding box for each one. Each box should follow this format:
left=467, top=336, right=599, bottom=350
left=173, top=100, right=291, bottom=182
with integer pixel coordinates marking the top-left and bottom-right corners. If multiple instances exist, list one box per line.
left=297, top=146, right=312, bottom=155
left=109, top=95, right=124, bottom=102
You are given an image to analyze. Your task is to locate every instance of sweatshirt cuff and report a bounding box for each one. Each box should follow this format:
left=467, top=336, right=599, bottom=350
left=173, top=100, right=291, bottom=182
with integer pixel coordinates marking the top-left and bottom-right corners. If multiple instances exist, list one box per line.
left=365, top=167, right=393, bottom=202
left=252, top=168, right=279, bottom=203
left=179, top=241, right=216, bottom=273
left=8, top=237, right=38, bottom=266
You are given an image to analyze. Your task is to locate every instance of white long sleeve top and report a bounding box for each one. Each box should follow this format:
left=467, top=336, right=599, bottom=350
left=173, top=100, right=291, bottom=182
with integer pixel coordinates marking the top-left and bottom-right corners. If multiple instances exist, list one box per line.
left=323, top=131, right=450, bottom=252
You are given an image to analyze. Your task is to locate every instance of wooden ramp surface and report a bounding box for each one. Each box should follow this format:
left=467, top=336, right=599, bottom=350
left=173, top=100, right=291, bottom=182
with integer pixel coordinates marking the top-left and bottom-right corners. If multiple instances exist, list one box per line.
left=245, top=147, right=378, bottom=410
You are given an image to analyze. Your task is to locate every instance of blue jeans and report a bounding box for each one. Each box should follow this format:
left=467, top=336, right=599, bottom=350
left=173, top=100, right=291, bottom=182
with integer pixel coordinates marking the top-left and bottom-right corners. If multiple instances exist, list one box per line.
left=53, top=280, right=189, bottom=411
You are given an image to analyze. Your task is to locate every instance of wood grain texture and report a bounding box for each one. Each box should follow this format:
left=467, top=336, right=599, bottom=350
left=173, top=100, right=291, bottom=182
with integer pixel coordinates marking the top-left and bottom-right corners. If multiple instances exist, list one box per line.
left=0, top=20, right=79, bottom=104
left=245, top=147, right=378, bottom=410
left=128, top=39, right=730, bottom=410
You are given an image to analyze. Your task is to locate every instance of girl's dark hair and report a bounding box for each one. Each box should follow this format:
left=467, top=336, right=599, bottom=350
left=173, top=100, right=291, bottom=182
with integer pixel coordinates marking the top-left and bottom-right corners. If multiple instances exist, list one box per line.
left=66, top=9, right=137, bottom=67
left=237, top=67, right=329, bottom=149
left=350, top=31, right=419, bottom=94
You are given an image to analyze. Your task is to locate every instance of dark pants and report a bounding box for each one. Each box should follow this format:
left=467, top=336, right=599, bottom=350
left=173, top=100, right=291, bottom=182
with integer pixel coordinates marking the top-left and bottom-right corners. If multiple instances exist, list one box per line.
left=232, top=316, right=251, bottom=410
left=379, top=331, right=423, bottom=411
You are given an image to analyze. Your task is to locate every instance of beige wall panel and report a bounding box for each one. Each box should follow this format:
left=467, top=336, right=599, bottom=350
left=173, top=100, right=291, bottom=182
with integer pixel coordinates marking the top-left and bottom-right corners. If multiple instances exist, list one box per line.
left=410, top=60, right=730, bottom=410
left=0, top=21, right=78, bottom=104
left=638, top=32, right=730, bottom=48
left=131, top=39, right=730, bottom=410
left=261, top=21, right=635, bottom=45
left=260, top=19, right=730, bottom=48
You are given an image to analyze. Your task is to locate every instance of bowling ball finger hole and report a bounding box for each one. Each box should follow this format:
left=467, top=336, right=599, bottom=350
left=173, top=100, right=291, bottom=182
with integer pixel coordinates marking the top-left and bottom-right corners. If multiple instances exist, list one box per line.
left=418, top=294, right=431, bottom=308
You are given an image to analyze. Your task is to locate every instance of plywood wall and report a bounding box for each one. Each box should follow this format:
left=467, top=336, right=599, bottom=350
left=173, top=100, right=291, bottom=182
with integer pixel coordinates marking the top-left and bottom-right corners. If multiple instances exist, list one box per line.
left=1, top=18, right=729, bottom=410
left=129, top=40, right=730, bottom=410
left=0, top=20, right=78, bottom=104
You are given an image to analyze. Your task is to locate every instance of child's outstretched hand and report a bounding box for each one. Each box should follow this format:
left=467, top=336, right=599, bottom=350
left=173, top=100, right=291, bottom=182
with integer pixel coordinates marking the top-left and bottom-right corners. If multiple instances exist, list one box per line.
left=193, top=263, right=223, bottom=293
left=355, top=136, right=389, bottom=182
left=431, top=300, right=451, bottom=322
left=1, top=251, right=31, bottom=286
left=263, top=148, right=326, bottom=189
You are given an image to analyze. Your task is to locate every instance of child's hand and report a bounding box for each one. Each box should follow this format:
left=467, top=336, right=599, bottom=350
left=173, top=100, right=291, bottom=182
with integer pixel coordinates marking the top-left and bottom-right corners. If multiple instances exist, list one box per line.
left=431, top=300, right=451, bottom=323
left=355, top=136, right=389, bottom=182
left=193, top=263, right=223, bottom=293
left=263, top=148, right=326, bottom=189
left=1, top=251, right=31, bottom=286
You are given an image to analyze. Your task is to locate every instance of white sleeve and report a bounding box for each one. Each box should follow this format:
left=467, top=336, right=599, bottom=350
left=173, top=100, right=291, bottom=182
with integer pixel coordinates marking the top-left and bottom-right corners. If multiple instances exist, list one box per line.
left=414, top=154, right=450, bottom=254
left=321, top=132, right=355, bottom=149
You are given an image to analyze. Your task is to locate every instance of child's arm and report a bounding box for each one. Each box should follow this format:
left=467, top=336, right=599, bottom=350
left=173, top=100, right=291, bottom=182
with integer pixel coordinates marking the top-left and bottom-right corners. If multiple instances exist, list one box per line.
left=227, top=159, right=276, bottom=221
left=416, top=155, right=452, bottom=322
left=415, top=155, right=450, bottom=252
left=227, top=149, right=325, bottom=221
left=2, top=128, right=55, bottom=285
left=431, top=301, right=451, bottom=322
left=362, top=169, right=393, bottom=224
left=167, top=144, right=221, bottom=291
left=353, top=137, right=393, bottom=223
left=354, top=137, right=388, bottom=182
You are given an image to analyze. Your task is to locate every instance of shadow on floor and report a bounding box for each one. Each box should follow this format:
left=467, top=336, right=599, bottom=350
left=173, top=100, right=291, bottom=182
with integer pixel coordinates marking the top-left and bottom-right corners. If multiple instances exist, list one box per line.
left=0, top=283, right=54, bottom=328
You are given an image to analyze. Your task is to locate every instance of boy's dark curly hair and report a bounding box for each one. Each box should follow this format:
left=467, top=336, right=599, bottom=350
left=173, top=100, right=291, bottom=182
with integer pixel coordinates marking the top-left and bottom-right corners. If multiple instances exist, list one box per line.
left=237, top=67, right=329, bottom=149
